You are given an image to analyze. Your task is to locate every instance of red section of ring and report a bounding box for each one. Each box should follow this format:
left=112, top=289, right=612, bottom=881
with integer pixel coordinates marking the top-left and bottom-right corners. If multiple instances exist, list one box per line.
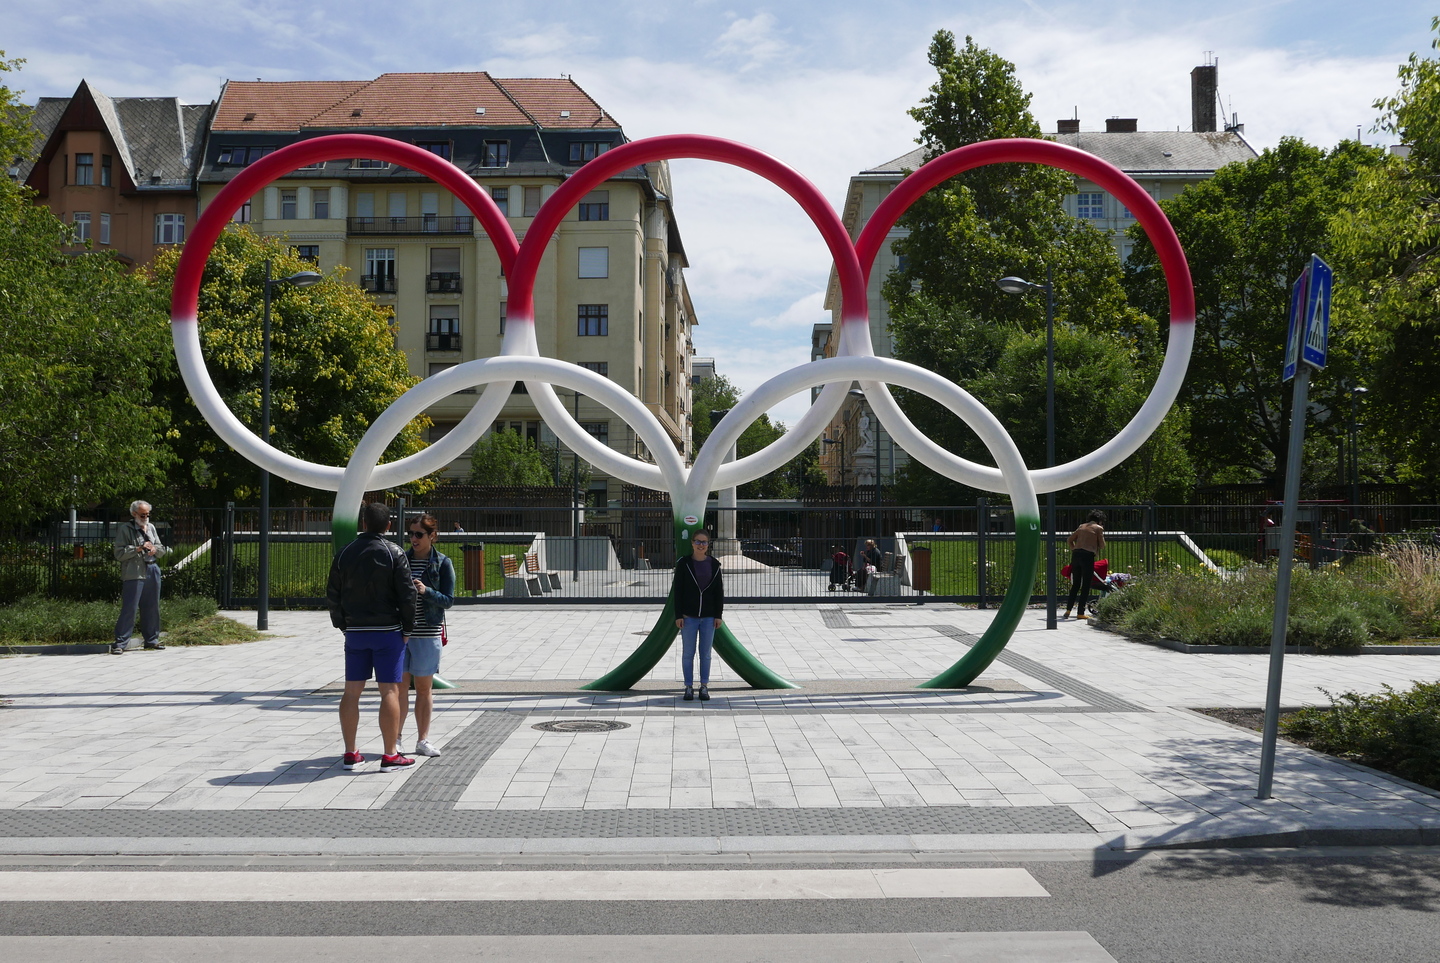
left=855, top=138, right=1195, bottom=325
left=170, top=134, right=517, bottom=321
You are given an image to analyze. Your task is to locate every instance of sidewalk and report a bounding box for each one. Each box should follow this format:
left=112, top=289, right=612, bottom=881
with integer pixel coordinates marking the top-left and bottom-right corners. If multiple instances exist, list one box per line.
left=0, top=603, right=1437, bottom=856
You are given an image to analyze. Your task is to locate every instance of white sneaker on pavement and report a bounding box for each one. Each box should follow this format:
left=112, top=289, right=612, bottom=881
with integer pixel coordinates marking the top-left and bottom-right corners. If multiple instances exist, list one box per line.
left=415, top=739, right=441, bottom=757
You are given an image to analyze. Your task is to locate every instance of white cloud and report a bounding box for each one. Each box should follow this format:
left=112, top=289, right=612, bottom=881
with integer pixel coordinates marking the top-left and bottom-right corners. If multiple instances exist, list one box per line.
left=711, top=13, right=792, bottom=72
left=751, top=291, right=829, bottom=330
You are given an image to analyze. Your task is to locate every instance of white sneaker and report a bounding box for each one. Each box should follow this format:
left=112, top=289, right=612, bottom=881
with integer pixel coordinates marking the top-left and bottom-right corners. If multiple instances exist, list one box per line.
left=415, top=739, right=441, bottom=757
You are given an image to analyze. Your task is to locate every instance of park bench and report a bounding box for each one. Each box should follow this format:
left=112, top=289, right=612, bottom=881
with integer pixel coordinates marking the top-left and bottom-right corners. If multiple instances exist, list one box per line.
left=500, top=554, right=542, bottom=598
left=525, top=551, right=562, bottom=592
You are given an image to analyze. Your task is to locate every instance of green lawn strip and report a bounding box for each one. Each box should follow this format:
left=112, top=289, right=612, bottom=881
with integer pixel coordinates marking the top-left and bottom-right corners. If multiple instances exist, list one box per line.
left=0, top=596, right=255, bottom=646
left=222, top=539, right=532, bottom=597
left=914, top=535, right=1210, bottom=596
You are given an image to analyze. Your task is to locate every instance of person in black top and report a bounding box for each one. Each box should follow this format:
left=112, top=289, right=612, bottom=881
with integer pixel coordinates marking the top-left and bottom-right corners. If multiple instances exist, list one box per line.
left=672, top=530, right=723, bottom=702
left=326, top=502, right=417, bottom=773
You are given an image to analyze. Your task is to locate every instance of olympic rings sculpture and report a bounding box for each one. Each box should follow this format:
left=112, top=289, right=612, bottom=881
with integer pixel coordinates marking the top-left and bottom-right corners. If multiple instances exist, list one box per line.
left=170, top=133, right=1194, bottom=691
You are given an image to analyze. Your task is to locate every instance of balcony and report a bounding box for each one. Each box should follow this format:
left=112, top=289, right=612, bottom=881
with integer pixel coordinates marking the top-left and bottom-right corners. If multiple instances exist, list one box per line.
left=347, top=216, right=474, bottom=236
left=427, top=332, right=462, bottom=352
left=360, top=275, right=396, bottom=294
left=426, top=272, right=463, bottom=294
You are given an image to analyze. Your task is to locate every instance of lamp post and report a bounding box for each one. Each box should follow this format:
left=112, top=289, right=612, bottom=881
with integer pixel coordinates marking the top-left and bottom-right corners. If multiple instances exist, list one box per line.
left=257, top=259, right=321, bottom=631
left=571, top=389, right=582, bottom=582
left=1348, top=386, right=1368, bottom=512
left=997, top=269, right=1057, bottom=630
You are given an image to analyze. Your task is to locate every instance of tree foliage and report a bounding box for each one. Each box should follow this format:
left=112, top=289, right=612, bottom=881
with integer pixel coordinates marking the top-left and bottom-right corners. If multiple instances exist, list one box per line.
left=1330, top=17, right=1440, bottom=487
left=885, top=30, right=1189, bottom=505
left=1125, top=138, right=1380, bottom=490
left=468, top=428, right=556, bottom=487
left=0, top=56, right=174, bottom=525
left=149, top=229, right=431, bottom=504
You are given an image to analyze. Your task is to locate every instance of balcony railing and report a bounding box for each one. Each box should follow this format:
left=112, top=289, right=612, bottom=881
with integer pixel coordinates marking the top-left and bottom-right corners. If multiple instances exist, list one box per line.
left=360, top=274, right=397, bottom=294
left=426, top=272, right=463, bottom=293
left=347, top=216, right=474, bottom=235
left=427, top=332, right=462, bottom=352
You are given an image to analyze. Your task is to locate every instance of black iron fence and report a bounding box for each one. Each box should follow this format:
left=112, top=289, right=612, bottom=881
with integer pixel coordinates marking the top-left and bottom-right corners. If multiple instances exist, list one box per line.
left=5, top=502, right=1436, bottom=609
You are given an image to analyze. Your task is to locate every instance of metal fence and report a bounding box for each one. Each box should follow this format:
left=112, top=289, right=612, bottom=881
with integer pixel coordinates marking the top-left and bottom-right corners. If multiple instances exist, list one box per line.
left=7, top=501, right=1436, bottom=609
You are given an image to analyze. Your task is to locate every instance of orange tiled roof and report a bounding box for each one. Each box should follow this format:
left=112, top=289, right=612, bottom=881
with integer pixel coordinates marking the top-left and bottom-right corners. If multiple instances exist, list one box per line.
left=213, top=72, right=621, bottom=131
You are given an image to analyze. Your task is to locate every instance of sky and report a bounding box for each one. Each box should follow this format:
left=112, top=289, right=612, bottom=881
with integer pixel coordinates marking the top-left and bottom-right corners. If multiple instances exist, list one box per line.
left=6, top=1, right=1436, bottom=428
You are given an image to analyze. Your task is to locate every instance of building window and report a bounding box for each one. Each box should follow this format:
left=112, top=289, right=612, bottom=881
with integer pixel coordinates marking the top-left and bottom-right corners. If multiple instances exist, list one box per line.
left=578, top=247, right=608, bottom=278
left=280, top=189, right=297, bottom=219
left=428, top=247, right=462, bottom=292
left=297, top=160, right=326, bottom=170
left=75, top=154, right=93, bottom=185
left=568, top=142, right=610, bottom=163
left=233, top=198, right=252, bottom=224
left=523, top=186, right=541, bottom=217
left=579, top=361, right=608, bottom=377
left=578, top=304, right=608, bottom=337
left=482, top=140, right=510, bottom=168
left=499, top=302, right=507, bottom=336
left=491, top=187, right=508, bottom=217
left=578, top=190, right=609, bottom=221
left=154, top=213, right=185, bottom=244
left=421, top=191, right=438, bottom=231
left=99, top=213, right=110, bottom=245
left=72, top=212, right=91, bottom=242
left=293, top=244, right=319, bottom=264
left=100, top=154, right=112, bottom=187
left=581, top=421, right=610, bottom=447
left=365, top=248, right=396, bottom=277
left=353, top=158, right=389, bottom=169
left=428, top=305, right=461, bottom=351
left=312, top=188, right=330, bottom=219
left=354, top=192, right=374, bottom=222
left=1077, top=192, right=1105, bottom=219
left=217, top=146, right=274, bottom=167
left=417, top=141, right=451, bottom=160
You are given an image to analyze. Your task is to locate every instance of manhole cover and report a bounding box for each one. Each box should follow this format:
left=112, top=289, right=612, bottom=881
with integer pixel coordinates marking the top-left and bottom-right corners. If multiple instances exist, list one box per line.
left=532, top=720, right=631, bottom=733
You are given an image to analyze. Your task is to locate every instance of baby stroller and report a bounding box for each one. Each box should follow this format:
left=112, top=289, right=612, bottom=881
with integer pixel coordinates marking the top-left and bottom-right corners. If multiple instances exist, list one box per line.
left=828, top=550, right=859, bottom=591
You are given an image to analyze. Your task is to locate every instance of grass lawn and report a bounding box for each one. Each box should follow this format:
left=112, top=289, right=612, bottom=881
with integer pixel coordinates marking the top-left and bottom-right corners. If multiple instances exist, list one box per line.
left=911, top=535, right=1211, bottom=596
left=223, top=539, right=534, bottom=598
left=0, top=596, right=258, bottom=647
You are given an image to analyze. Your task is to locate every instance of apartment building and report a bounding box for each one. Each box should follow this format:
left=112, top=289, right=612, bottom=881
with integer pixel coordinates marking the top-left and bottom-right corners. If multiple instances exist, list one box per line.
left=19, top=80, right=210, bottom=265
left=815, top=63, right=1256, bottom=486
left=197, top=73, right=696, bottom=502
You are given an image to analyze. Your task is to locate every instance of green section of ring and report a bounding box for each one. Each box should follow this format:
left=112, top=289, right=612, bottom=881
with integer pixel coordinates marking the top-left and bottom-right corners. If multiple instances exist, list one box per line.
left=331, top=515, right=359, bottom=556
left=581, top=513, right=799, bottom=691
left=917, top=512, right=1042, bottom=689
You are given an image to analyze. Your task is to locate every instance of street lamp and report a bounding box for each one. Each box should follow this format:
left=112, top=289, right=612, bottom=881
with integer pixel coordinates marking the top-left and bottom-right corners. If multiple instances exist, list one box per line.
left=1348, top=386, right=1368, bottom=511
left=258, top=259, right=321, bottom=631
left=996, top=269, right=1057, bottom=630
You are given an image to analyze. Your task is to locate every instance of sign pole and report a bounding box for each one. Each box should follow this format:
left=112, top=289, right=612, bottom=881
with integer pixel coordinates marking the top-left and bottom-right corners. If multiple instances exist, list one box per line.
left=1257, top=363, right=1310, bottom=799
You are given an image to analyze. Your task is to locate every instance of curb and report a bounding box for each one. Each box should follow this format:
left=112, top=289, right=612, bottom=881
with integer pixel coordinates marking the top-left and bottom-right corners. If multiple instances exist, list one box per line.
left=1089, top=622, right=1440, bottom=655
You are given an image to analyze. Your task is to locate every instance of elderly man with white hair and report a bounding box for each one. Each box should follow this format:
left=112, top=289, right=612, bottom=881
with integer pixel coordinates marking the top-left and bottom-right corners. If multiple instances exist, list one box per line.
left=112, top=499, right=168, bottom=655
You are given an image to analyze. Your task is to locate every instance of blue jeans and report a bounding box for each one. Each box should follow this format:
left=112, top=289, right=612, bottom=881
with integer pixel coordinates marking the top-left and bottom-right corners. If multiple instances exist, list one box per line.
left=115, top=564, right=161, bottom=645
left=680, top=617, right=715, bottom=686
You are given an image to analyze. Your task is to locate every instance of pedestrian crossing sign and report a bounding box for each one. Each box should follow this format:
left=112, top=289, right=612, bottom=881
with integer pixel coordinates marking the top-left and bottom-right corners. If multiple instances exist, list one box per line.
left=1284, top=254, right=1333, bottom=380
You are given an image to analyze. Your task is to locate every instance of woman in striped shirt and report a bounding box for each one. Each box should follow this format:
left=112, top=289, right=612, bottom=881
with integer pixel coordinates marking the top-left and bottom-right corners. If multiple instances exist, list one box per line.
left=400, top=513, right=455, bottom=757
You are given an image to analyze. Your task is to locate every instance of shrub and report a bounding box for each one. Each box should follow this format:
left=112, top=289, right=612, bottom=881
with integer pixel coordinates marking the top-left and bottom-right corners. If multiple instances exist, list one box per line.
left=1377, top=543, right=1440, bottom=635
left=1282, top=681, right=1440, bottom=790
left=0, top=595, right=217, bottom=644
left=1206, top=548, right=1251, bottom=570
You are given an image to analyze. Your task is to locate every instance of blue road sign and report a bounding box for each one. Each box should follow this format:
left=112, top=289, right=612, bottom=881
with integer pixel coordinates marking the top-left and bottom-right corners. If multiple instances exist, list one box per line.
left=1283, top=266, right=1308, bottom=382
left=1302, top=254, right=1333, bottom=370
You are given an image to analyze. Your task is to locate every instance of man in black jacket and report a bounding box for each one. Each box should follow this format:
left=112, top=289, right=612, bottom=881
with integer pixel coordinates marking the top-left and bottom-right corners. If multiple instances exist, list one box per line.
left=326, top=502, right=418, bottom=772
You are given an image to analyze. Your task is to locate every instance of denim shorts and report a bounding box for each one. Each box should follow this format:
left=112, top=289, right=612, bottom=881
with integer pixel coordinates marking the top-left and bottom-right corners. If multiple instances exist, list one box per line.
left=344, top=630, right=406, bottom=684
left=403, top=635, right=443, bottom=677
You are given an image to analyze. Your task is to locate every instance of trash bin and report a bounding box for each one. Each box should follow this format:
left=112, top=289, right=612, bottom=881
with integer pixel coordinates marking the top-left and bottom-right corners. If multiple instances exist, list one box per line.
left=910, top=545, right=931, bottom=594
left=462, top=542, right=485, bottom=594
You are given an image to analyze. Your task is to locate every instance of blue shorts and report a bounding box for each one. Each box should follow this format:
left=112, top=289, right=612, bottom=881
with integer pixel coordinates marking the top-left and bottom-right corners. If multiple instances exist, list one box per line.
left=404, top=635, right=443, bottom=677
left=344, top=630, right=406, bottom=684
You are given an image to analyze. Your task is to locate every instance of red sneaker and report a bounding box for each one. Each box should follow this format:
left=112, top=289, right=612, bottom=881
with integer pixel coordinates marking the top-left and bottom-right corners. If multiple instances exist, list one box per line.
left=380, top=753, right=415, bottom=772
left=342, top=752, right=364, bottom=771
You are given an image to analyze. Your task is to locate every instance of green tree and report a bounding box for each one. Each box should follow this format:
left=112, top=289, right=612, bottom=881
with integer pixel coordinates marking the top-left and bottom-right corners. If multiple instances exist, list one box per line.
left=150, top=229, right=430, bottom=504
left=1331, top=18, right=1440, bottom=489
left=885, top=30, right=1187, bottom=505
left=468, top=429, right=555, bottom=486
left=1125, top=137, right=1380, bottom=491
left=0, top=56, right=175, bottom=525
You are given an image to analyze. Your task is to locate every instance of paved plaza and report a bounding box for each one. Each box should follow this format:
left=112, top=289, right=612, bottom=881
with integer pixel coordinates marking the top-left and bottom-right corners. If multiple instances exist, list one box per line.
left=1, top=602, right=1438, bottom=855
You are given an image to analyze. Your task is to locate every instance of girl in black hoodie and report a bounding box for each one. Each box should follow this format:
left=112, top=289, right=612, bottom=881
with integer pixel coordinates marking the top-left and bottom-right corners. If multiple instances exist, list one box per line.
left=672, top=530, right=723, bottom=702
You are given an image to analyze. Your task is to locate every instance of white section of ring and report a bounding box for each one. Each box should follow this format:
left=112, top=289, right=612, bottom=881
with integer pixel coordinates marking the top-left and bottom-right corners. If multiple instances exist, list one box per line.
left=172, top=319, right=513, bottom=491
left=335, top=357, right=688, bottom=522
left=859, top=319, right=1195, bottom=495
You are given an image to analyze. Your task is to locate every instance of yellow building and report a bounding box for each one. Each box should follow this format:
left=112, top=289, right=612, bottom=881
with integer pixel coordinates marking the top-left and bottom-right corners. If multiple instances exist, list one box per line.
left=198, top=72, right=696, bottom=502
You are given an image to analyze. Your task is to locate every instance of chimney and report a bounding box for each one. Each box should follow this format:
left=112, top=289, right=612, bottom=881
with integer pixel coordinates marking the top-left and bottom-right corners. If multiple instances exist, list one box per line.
left=1191, top=64, right=1218, bottom=132
left=1105, top=118, right=1137, bottom=133
left=1057, top=118, right=1080, bottom=134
